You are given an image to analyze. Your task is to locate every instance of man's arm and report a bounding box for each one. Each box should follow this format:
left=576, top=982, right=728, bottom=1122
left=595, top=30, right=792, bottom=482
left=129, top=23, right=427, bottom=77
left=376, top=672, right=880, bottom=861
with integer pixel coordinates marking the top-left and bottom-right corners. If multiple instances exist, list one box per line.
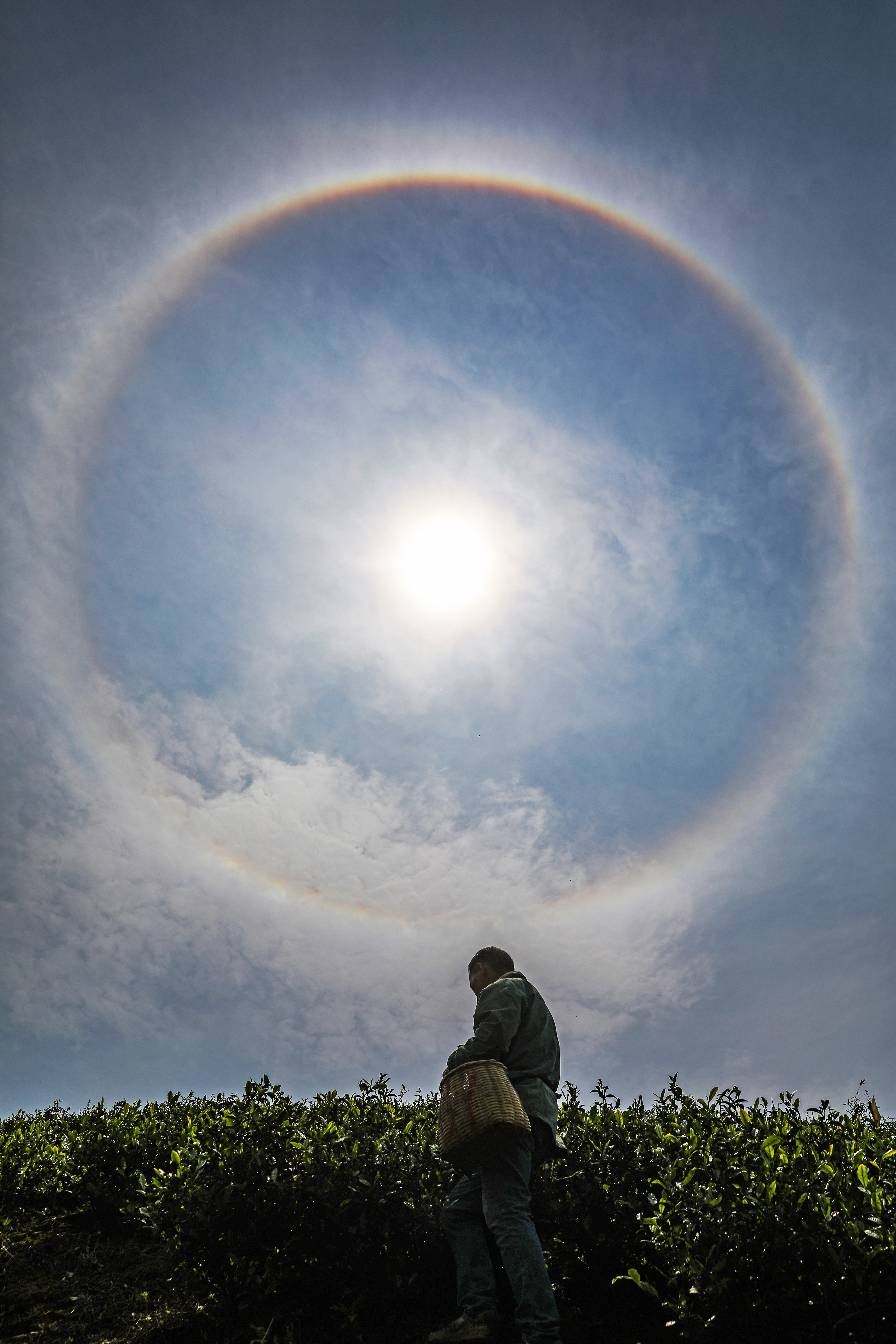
left=444, top=979, right=525, bottom=1073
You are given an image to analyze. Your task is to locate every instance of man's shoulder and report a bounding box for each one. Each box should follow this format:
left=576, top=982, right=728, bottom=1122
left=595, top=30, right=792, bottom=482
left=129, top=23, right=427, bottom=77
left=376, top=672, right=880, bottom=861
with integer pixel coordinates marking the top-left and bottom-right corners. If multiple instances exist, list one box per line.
left=480, top=972, right=528, bottom=997
left=478, top=973, right=537, bottom=1010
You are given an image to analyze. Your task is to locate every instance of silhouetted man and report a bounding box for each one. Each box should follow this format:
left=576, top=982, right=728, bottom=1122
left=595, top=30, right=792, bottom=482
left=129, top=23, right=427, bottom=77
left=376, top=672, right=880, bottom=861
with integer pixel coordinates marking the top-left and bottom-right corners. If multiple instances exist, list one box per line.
left=430, top=946, right=565, bottom=1344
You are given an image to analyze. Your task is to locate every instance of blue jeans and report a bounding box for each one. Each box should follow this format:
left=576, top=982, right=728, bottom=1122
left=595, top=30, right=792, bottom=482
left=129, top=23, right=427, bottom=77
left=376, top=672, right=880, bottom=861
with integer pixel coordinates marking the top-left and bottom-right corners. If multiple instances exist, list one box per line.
left=439, top=1117, right=561, bottom=1343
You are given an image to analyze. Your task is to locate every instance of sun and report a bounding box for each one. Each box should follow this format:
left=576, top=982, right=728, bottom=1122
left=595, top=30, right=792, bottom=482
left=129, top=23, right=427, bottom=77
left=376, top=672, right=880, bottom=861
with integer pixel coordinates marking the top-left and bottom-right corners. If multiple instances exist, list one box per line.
left=390, top=512, right=497, bottom=617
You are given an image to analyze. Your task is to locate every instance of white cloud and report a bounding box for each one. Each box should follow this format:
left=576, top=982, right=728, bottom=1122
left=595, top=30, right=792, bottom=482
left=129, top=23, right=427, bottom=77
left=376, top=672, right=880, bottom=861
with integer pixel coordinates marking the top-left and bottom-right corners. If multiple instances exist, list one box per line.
left=0, top=669, right=710, bottom=1086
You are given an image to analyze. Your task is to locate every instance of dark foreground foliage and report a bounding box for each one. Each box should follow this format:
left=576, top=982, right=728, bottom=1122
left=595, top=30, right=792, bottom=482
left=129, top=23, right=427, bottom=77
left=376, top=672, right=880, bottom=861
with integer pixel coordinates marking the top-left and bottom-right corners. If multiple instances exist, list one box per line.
left=1, top=1075, right=893, bottom=1343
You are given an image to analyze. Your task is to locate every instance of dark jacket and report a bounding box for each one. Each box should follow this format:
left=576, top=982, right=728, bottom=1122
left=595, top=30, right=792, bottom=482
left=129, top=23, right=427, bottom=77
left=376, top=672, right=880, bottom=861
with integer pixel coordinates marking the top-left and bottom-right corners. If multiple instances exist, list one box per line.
left=445, top=971, right=567, bottom=1158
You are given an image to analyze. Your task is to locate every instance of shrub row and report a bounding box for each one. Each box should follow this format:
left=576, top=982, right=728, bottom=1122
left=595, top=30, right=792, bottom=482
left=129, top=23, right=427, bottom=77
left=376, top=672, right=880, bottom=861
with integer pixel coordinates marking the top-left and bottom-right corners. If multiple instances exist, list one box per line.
left=2, top=1075, right=893, bottom=1341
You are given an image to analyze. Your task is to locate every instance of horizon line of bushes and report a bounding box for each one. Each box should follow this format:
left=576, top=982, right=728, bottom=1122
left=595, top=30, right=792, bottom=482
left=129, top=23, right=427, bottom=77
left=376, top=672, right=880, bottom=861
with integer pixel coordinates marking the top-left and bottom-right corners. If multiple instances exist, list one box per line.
left=5, top=1074, right=890, bottom=1127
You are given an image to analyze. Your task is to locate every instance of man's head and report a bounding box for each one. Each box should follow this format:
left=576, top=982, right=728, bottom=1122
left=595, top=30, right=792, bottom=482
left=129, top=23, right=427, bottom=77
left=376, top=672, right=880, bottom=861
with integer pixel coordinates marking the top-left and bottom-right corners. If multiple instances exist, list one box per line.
left=468, top=946, right=514, bottom=996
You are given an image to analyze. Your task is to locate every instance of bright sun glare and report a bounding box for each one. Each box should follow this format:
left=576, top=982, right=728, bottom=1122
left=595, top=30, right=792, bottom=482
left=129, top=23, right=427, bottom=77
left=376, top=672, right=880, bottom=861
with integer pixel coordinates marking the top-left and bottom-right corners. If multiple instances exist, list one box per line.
left=391, top=513, right=497, bottom=616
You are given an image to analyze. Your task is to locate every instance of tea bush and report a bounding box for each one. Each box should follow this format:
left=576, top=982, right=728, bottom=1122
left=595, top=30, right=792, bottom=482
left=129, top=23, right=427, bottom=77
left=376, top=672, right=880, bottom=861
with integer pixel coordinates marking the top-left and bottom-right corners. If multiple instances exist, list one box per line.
left=2, top=1075, right=893, bottom=1342
left=545, top=1077, right=895, bottom=1340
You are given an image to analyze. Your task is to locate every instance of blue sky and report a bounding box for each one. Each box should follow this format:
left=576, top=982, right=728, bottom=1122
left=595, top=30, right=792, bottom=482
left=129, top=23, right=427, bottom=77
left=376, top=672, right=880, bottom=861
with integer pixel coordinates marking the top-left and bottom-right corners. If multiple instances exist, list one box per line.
left=2, top=0, right=894, bottom=1120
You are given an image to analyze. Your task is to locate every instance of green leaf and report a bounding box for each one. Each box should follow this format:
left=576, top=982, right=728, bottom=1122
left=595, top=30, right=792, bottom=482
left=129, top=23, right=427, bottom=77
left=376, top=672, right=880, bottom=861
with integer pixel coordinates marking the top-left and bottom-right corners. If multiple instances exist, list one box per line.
left=621, top=1267, right=659, bottom=1298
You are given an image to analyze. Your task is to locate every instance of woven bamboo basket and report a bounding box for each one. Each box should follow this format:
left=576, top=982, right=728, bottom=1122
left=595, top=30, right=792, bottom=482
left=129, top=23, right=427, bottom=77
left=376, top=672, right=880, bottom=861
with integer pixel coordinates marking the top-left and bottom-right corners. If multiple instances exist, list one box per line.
left=438, top=1058, right=531, bottom=1168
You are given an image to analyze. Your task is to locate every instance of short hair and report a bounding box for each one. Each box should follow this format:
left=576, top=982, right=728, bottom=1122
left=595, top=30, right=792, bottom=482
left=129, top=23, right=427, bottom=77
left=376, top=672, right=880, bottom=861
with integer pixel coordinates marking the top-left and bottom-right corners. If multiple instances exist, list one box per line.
left=468, top=947, right=514, bottom=976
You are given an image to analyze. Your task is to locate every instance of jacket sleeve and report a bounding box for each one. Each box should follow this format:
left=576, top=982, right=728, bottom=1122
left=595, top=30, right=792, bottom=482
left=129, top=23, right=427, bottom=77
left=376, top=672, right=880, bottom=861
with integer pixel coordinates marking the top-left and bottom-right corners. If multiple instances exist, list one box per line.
left=445, top=980, right=524, bottom=1072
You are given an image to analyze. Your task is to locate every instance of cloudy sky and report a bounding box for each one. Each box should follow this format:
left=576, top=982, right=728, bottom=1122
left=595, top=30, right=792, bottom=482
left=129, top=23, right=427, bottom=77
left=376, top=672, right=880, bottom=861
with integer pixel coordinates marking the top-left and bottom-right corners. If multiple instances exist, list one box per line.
left=2, top=1, right=894, bottom=1121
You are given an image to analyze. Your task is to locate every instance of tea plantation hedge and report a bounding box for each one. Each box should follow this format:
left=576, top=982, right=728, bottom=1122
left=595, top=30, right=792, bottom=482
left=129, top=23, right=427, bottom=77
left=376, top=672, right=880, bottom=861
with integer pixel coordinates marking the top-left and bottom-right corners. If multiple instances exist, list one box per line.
left=1, top=1074, right=893, bottom=1342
